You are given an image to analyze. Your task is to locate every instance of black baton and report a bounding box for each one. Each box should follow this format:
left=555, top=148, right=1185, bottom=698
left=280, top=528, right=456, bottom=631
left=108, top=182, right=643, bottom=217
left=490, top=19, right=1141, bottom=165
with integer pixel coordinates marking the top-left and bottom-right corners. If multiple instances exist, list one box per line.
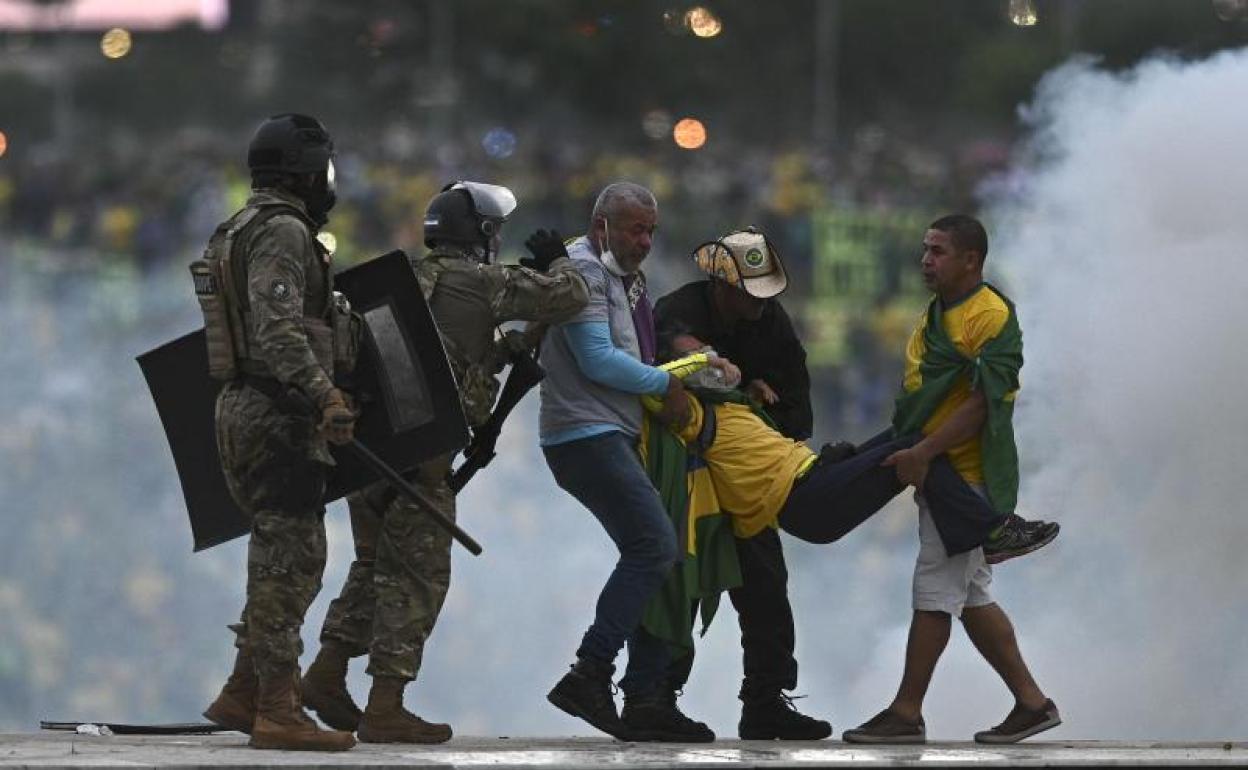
left=284, top=385, right=484, bottom=556
left=342, top=439, right=483, bottom=556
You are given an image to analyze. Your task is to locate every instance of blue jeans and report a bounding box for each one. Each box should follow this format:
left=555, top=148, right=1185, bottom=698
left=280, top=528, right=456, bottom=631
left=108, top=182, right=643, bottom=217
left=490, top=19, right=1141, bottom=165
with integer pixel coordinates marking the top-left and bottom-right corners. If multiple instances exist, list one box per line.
left=543, top=430, right=679, bottom=697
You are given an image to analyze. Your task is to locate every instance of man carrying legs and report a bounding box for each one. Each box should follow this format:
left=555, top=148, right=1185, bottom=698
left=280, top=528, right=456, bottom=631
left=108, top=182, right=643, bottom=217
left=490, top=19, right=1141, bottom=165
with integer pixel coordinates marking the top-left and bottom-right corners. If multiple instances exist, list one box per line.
left=843, top=214, right=1060, bottom=745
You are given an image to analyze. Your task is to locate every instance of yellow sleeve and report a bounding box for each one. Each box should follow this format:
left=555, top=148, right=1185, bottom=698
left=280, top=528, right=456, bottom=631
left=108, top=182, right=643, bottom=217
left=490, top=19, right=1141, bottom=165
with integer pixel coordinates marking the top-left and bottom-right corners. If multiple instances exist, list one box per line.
left=964, top=305, right=1008, bottom=356
left=660, top=352, right=710, bottom=379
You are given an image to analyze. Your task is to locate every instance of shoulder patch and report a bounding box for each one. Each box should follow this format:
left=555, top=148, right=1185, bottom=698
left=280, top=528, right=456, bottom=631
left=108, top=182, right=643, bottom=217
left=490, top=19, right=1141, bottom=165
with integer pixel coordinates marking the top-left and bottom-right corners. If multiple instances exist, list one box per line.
left=270, top=278, right=294, bottom=302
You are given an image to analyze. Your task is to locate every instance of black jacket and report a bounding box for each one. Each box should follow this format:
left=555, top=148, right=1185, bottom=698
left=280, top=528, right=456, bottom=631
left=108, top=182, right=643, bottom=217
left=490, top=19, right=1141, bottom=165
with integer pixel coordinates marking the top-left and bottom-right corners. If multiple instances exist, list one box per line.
left=654, top=280, right=813, bottom=440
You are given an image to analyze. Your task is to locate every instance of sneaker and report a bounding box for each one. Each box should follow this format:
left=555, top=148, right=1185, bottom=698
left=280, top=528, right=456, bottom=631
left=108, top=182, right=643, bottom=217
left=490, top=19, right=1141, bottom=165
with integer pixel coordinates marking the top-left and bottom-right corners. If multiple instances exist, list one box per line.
left=974, top=699, right=1061, bottom=744
left=984, top=515, right=1059, bottom=565
left=739, top=692, right=831, bottom=740
left=547, top=657, right=628, bottom=739
left=622, top=690, right=715, bottom=743
left=842, top=709, right=925, bottom=744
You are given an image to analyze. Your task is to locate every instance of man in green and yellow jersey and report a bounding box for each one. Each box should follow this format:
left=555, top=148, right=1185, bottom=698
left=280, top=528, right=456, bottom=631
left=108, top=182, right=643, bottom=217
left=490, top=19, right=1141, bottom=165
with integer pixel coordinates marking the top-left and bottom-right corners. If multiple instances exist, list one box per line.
left=843, top=214, right=1060, bottom=746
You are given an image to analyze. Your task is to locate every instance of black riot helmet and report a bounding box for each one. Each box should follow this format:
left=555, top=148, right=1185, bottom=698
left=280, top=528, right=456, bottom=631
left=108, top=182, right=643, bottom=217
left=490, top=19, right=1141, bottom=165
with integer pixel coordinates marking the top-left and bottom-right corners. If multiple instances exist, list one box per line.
left=423, top=181, right=517, bottom=263
left=247, top=113, right=337, bottom=225
left=247, top=113, right=334, bottom=175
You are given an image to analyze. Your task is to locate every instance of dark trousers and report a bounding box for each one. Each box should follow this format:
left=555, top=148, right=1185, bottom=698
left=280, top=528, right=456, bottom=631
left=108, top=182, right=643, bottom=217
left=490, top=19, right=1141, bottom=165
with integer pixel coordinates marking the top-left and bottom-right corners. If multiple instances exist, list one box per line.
left=543, top=431, right=680, bottom=697
left=779, top=432, right=999, bottom=555
left=667, top=525, right=798, bottom=700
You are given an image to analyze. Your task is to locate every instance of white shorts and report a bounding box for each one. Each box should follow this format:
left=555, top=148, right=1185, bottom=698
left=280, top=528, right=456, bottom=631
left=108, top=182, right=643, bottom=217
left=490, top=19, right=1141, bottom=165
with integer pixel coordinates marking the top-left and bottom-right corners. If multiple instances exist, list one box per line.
left=912, top=489, right=993, bottom=617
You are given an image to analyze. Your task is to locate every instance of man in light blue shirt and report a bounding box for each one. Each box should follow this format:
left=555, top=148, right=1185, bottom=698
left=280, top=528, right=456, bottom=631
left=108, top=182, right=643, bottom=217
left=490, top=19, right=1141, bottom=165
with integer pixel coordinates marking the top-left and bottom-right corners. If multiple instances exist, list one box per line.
left=536, top=182, right=714, bottom=742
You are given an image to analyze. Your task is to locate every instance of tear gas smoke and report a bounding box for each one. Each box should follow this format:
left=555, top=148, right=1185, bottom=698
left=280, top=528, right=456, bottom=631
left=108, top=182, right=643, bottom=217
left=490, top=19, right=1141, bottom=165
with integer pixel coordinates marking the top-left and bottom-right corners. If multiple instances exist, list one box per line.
left=2, top=49, right=1245, bottom=742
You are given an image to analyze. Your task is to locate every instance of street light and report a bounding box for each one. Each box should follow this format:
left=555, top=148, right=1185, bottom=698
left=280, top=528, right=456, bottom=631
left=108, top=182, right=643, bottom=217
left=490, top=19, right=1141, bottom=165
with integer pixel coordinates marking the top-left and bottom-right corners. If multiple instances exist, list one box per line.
left=100, top=28, right=132, bottom=59
left=673, top=118, right=707, bottom=150
left=1008, top=0, right=1038, bottom=26
left=685, top=6, right=722, bottom=38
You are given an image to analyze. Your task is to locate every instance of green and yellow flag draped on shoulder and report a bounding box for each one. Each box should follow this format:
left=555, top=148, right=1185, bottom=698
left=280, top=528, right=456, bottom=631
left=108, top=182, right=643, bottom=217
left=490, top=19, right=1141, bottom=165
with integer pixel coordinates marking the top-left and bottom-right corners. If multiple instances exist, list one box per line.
left=893, top=283, right=1023, bottom=515
left=637, top=356, right=760, bottom=654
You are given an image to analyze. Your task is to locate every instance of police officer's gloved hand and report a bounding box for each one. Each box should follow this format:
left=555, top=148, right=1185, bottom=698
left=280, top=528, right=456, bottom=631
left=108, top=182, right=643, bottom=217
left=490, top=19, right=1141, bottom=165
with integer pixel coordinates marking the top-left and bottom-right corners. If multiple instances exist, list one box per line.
left=521, top=229, right=568, bottom=273
left=318, top=388, right=356, bottom=445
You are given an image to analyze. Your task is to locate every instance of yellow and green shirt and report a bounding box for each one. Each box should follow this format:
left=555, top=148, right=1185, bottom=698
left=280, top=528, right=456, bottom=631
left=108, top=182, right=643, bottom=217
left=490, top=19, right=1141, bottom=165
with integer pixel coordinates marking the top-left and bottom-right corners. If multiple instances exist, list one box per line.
left=642, top=360, right=816, bottom=540
left=902, top=283, right=1016, bottom=482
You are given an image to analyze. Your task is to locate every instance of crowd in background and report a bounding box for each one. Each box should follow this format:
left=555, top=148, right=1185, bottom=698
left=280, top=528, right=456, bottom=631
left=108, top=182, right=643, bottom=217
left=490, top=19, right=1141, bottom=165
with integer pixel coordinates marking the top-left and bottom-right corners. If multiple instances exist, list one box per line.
left=1, top=0, right=1242, bottom=732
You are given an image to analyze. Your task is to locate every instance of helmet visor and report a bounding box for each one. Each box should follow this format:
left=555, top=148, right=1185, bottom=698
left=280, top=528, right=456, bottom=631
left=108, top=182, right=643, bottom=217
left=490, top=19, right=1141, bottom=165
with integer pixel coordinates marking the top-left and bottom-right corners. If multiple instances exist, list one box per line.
left=448, top=181, right=517, bottom=220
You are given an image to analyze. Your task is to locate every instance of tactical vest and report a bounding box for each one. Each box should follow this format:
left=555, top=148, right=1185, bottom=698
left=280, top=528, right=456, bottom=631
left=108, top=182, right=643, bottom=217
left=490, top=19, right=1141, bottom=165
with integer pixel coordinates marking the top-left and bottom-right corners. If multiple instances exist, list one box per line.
left=414, top=249, right=502, bottom=428
left=191, top=199, right=357, bottom=382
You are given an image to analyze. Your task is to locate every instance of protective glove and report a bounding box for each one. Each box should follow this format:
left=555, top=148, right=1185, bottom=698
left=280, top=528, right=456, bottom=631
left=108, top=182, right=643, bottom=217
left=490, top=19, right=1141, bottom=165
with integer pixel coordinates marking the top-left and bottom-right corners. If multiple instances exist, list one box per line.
left=521, top=229, right=568, bottom=273
left=317, top=388, right=356, bottom=445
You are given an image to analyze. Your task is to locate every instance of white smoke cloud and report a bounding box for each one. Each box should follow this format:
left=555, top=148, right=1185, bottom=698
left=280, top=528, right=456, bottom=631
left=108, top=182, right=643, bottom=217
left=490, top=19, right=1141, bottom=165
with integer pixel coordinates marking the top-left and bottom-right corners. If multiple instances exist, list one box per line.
left=904, top=48, right=1248, bottom=739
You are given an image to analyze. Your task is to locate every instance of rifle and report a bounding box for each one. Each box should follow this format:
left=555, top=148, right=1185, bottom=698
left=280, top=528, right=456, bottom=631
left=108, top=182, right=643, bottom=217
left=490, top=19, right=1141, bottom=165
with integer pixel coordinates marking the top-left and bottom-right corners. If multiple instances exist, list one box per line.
left=448, top=333, right=546, bottom=494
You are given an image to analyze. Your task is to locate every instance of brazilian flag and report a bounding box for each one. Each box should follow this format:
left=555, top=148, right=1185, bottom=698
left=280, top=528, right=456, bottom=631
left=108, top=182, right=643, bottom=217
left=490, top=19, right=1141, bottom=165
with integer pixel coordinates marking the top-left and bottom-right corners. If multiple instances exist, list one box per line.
left=892, top=283, right=1023, bottom=515
left=638, top=391, right=751, bottom=653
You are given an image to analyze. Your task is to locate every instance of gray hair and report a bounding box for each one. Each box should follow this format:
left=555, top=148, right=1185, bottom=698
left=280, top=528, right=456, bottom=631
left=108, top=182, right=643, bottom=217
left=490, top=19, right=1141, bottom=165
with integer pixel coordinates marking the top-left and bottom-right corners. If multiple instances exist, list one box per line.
left=590, top=182, right=657, bottom=224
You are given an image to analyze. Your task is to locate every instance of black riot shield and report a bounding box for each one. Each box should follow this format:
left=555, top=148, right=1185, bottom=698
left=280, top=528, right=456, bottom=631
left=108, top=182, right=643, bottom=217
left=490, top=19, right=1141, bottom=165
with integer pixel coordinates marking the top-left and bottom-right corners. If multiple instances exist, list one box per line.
left=138, top=249, right=468, bottom=551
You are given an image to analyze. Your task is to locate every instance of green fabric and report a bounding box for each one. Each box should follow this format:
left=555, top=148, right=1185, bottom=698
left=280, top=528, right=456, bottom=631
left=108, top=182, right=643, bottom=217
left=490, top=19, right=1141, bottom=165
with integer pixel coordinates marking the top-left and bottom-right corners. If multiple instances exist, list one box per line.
left=639, top=389, right=763, bottom=654
left=892, top=283, right=1023, bottom=515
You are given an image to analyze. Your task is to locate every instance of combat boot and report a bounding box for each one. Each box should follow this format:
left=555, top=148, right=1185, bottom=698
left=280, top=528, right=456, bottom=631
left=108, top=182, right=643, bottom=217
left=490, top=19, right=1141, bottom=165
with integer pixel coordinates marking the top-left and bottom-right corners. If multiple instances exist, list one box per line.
left=249, top=669, right=356, bottom=751
left=203, top=647, right=257, bottom=734
left=547, top=656, right=628, bottom=739
left=621, top=689, right=715, bottom=742
left=301, top=641, right=362, bottom=731
left=738, top=690, right=832, bottom=740
left=357, top=676, right=452, bottom=744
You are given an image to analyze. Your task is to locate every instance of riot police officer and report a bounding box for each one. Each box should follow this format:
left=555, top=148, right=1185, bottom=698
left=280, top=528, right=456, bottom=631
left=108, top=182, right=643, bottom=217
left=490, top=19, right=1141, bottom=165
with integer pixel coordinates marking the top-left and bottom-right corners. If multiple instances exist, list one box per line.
left=199, top=113, right=357, bottom=751
left=299, top=182, right=590, bottom=744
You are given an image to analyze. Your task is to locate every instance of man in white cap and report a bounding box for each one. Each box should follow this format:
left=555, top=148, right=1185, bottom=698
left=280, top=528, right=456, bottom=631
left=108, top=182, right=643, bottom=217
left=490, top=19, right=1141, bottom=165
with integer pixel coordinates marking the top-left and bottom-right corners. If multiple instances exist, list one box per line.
left=652, top=226, right=830, bottom=740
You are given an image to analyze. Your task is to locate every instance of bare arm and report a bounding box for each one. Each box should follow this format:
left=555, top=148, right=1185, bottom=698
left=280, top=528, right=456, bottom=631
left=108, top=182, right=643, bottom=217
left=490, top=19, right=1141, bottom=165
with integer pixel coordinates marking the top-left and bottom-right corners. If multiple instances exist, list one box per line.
left=883, top=389, right=986, bottom=489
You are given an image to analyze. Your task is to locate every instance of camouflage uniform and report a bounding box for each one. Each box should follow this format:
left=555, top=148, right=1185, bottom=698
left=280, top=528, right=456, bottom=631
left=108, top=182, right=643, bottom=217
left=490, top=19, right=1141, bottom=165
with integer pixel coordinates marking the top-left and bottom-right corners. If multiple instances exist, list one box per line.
left=318, top=246, right=589, bottom=680
left=213, top=187, right=339, bottom=679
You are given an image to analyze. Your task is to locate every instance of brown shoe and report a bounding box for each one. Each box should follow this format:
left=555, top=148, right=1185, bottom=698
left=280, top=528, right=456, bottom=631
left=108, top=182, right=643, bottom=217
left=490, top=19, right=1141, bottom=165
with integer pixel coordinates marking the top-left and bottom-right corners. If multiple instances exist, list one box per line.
left=842, top=708, right=926, bottom=744
left=357, top=676, right=452, bottom=744
left=302, top=642, right=362, bottom=731
left=249, top=669, right=356, bottom=751
left=203, top=647, right=257, bottom=734
left=974, top=699, right=1061, bottom=744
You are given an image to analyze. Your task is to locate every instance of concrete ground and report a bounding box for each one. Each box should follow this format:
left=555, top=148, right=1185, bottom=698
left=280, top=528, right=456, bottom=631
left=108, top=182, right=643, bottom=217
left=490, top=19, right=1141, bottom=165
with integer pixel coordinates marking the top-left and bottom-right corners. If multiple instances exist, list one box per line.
left=0, top=733, right=1245, bottom=768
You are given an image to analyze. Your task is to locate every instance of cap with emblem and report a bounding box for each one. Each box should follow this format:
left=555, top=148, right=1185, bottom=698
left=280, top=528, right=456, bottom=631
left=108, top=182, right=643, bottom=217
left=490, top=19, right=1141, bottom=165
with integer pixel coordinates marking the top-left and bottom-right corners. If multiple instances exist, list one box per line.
left=691, top=226, right=788, bottom=298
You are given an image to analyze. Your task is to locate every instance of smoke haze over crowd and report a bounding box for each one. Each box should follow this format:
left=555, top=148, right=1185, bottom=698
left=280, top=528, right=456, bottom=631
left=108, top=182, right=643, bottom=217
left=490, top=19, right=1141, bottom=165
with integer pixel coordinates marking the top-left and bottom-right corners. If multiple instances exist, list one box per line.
left=1, top=46, right=1246, bottom=742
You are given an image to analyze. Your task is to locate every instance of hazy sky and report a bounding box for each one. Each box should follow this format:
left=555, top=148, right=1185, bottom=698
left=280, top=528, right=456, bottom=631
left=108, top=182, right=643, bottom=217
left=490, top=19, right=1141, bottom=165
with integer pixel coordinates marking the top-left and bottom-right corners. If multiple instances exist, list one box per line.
left=0, top=0, right=226, bottom=30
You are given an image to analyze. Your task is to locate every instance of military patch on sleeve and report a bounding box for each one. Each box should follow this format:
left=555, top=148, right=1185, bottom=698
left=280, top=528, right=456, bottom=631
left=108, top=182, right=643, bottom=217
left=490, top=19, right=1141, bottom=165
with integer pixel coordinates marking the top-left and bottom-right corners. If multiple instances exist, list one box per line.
left=270, top=279, right=293, bottom=302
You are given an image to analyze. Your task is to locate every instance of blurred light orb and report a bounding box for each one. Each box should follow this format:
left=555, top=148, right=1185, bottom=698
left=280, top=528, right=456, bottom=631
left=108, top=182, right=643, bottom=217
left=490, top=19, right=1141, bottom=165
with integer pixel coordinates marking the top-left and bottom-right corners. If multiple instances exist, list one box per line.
left=0, top=131, right=7, bottom=158
left=101, top=28, right=132, bottom=59
left=370, top=18, right=397, bottom=44
left=316, top=231, right=338, bottom=255
left=1212, top=0, right=1248, bottom=20
left=642, top=110, right=673, bottom=140
left=673, top=118, right=707, bottom=150
left=1008, top=0, right=1038, bottom=26
left=482, top=127, right=517, bottom=159
left=685, top=7, right=723, bottom=38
